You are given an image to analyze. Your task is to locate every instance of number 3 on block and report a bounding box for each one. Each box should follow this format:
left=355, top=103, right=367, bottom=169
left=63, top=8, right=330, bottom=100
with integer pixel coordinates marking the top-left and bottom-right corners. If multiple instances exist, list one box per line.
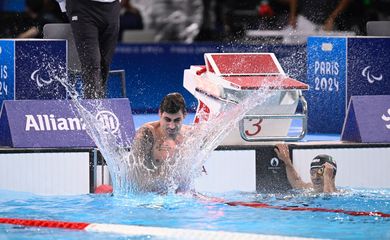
left=245, top=118, right=263, bottom=136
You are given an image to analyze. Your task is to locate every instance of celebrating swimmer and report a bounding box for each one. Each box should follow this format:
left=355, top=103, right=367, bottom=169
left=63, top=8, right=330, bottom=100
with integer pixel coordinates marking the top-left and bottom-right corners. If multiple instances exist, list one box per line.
left=131, top=92, right=197, bottom=193
left=274, top=144, right=337, bottom=193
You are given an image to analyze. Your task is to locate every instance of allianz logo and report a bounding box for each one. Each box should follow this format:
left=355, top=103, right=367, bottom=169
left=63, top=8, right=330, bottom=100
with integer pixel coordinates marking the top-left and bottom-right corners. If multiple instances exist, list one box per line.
left=96, top=110, right=120, bottom=134
left=362, top=66, right=383, bottom=84
left=25, top=111, right=120, bottom=134
left=382, top=108, right=390, bottom=130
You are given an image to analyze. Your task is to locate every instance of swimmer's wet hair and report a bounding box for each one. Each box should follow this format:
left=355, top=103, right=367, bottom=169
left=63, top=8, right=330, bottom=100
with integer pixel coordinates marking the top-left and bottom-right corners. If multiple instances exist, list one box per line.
left=159, top=92, right=187, bottom=115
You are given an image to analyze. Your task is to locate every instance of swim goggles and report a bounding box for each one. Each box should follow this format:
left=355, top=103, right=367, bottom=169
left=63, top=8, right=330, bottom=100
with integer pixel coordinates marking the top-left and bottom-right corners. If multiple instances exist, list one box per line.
left=310, top=166, right=324, bottom=176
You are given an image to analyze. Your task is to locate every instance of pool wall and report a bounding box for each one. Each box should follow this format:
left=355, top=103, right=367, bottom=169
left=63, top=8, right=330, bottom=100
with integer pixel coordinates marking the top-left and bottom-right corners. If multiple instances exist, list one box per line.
left=291, top=144, right=390, bottom=188
left=1, top=142, right=390, bottom=195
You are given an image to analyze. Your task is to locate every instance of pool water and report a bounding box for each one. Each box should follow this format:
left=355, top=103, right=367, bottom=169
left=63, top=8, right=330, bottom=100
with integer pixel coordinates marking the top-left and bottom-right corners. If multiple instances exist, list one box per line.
left=1, top=188, right=390, bottom=239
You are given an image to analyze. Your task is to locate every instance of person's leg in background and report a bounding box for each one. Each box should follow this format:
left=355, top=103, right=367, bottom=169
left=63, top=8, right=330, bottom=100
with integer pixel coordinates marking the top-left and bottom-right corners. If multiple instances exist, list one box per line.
left=72, top=22, right=102, bottom=99
left=98, top=1, right=120, bottom=96
left=66, top=0, right=102, bottom=99
left=66, top=0, right=120, bottom=99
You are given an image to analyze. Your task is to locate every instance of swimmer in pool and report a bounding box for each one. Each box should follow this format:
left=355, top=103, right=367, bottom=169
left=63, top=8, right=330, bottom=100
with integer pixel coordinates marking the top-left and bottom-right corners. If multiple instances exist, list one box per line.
left=132, top=92, right=204, bottom=193
left=274, top=144, right=337, bottom=193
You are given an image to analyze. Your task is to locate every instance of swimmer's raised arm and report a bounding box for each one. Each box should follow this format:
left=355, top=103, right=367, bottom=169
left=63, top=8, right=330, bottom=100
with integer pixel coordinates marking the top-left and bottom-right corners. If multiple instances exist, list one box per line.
left=274, top=144, right=312, bottom=189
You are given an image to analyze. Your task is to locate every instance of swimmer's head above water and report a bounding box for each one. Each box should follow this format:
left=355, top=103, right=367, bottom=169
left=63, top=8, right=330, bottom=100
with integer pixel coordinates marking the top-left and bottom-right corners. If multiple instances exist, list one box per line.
left=310, top=154, right=337, bottom=192
left=159, top=92, right=187, bottom=137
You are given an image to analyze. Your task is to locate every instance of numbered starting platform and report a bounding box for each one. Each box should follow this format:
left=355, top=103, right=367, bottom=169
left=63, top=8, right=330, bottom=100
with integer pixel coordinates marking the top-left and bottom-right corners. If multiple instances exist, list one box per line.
left=184, top=53, right=309, bottom=145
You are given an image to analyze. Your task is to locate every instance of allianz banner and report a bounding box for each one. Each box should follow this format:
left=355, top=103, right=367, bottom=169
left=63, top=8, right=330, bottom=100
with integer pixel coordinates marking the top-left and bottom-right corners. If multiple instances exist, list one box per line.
left=0, top=99, right=135, bottom=148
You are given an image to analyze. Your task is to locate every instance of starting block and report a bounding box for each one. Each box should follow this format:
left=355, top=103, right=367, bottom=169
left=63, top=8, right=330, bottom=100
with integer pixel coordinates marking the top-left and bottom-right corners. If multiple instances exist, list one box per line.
left=183, top=53, right=309, bottom=145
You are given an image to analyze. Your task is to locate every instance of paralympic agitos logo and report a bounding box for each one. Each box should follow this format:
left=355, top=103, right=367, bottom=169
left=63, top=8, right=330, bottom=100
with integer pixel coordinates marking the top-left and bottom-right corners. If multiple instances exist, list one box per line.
left=25, top=111, right=120, bottom=134
left=382, top=108, right=390, bottom=130
left=30, top=69, right=56, bottom=87
left=362, top=66, right=383, bottom=84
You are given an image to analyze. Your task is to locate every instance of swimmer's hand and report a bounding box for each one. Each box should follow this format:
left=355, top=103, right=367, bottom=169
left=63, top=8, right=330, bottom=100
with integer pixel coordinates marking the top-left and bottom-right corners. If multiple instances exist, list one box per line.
left=274, top=144, right=292, bottom=166
left=323, top=162, right=335, bottom=179
left=323, top=162, right=337, bottom=193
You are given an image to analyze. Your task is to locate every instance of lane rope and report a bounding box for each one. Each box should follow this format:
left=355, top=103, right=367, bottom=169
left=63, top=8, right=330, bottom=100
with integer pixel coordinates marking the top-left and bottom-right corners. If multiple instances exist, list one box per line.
left=0, top=217, right=312, bottom=240
left=194, top=193, right=390, bottom=218
left=225, top=201, right=390, bottom=217
left=95, top=186, right=390, bottom=218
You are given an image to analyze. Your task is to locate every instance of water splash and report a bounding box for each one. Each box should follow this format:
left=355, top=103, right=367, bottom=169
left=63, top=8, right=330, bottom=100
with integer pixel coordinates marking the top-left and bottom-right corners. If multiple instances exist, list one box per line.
left=118, top=80, right=278, bottom=195
left=55, top=72, right=281, bottom=196
left=54, top=75, right=134, bottom=194
left=163, top=88, right=274, bottom=193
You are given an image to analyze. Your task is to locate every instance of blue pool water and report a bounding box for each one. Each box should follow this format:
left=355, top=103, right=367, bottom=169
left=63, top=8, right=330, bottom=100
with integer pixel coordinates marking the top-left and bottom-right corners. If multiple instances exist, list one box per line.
left=1, top=188, right=390, bottom=239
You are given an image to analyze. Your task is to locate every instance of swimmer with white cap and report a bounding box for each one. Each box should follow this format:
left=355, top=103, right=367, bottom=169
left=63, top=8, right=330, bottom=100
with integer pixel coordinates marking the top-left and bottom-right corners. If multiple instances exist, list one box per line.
left=274, top=144, right=337, bottom=193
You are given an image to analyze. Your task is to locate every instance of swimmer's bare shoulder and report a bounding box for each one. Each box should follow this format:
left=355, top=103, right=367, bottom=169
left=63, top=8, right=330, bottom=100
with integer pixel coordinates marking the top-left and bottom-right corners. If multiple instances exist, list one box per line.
left=134, top=123, right=156, bottom=151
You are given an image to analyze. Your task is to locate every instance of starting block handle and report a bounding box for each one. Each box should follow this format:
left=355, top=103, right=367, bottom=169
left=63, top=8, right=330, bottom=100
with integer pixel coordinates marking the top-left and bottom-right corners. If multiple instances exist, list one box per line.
left=195, top=88, right=239, bottom=104
left=238, top=95, right=308, bottom=142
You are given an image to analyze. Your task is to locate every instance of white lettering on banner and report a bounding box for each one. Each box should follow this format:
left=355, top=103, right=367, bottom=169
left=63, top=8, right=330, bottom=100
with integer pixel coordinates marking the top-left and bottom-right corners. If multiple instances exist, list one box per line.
left=1, top=62, right=9, bottom=96
left=25, top=115, right=40, bottom=131
left=0, top=81, right=8, bottom=96
left=314, top=61, right=339, bottom=75
left=314, top=61, right=339, bottom=92
left=1, top=65, right=7, bottom=79
left=314, top=77, right=339, bottom=92
left=381, top=108, right=390, bottom=130
left=25, top=111, right=120, bottom=133
left=25, top=115, right=86, bottom=131
left=362, top=66, right=383, bottom=84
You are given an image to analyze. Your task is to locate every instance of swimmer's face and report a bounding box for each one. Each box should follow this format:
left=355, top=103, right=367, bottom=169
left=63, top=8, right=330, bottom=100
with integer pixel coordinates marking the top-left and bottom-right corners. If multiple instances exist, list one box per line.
left=310, top=167, right=324, bottom=192
left=159, top=110, right=185, bottom=137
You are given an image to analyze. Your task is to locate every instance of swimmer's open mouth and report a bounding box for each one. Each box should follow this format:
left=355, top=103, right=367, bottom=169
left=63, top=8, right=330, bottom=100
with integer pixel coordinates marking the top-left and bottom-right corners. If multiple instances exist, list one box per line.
left=166, top=129, right=177, bottom=135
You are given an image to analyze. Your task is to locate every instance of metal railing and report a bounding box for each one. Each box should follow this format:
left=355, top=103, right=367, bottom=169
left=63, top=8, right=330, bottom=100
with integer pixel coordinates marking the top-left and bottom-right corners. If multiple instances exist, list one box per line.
left=238, top=94, right=307, bottom=141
